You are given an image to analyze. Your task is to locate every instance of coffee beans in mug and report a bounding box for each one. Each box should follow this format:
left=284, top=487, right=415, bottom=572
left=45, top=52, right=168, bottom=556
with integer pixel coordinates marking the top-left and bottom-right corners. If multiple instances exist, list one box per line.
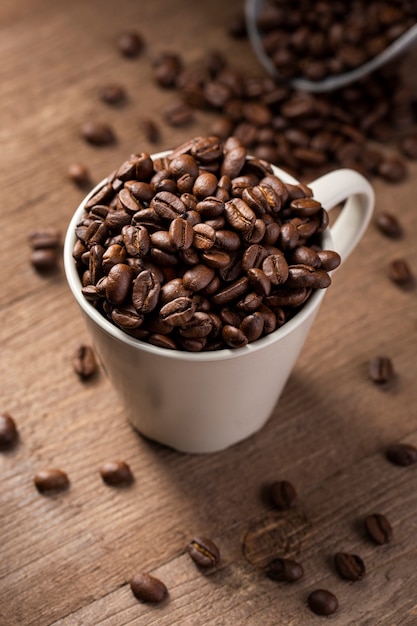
left=187, top=536, right=220, bottom=568
left=130, top=571, right=168, bottom=603
left=386, top=442, right=417, bottom=467
left=365, top=513, right=393, bottom=545
left=99, top=460, right=134, bottom=486
left=73, top=135, right=340, bottom=352
left=0, top=412, right=18, bottom=448
left=307, top=589, right=338, bottom=616
left=34, top=468, right=70, bottom=494
left=334, top=552, right=366, bottom=581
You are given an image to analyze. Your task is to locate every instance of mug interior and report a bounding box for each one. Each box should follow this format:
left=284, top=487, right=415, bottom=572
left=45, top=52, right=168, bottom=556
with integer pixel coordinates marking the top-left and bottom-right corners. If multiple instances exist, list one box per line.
left=63, top=156, right=332, bottom=363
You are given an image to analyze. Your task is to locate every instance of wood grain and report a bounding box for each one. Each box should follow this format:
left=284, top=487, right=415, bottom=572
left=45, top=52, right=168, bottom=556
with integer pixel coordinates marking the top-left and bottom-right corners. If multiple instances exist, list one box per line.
left=1, top=0, right=417, bottom=624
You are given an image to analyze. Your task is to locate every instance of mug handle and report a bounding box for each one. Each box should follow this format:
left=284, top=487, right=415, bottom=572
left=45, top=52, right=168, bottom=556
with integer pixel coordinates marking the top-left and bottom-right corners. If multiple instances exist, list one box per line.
left=309, top=168, right=375, bottom=263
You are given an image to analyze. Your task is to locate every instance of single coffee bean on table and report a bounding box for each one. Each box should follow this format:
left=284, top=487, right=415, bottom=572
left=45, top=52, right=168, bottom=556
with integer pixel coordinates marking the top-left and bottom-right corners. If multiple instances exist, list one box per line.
left=34, top=468, right=70, bottom=494
left=374, top=212, right=403, bottom=239
left=269, top=480, right=298, bottom=510
left=72, top=135, right=340, bottom=352
left=368, top=355, right=395, bottom=385
left=99, top=460, right=134, bottom=486
left=388, top=258, right=414, bottom=287
left=72, top=344, right=97, bottom=379
left=386, top=443, right=417, bottom=467
left=266, top=557, right=304, bottom=582
left=117, top=30, right=144, bottom=58
left=334, top=552, right=366, bottom=581
left=130, top=572, right=168, bottom=603
left=80, top=121, right=116, bottom=146
left=0, top=412, right=18, bottom=448
left=307, top=589, right=339, bottom=616
left=187, top=536, right=220, bottom=568
left=99, top=84, right=127, bottom=106
left=365, top=513, right=393, bottom=545
left=68, top=163, right=91, bottom=187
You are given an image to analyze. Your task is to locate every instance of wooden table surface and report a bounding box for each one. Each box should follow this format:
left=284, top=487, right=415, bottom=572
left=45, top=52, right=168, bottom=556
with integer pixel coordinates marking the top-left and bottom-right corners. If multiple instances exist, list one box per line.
left=1, top=1, right=417, bottom=624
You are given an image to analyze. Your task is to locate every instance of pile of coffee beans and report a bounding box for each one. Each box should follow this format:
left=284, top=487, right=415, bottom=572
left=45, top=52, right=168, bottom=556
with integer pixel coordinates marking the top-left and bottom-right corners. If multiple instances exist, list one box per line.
left=72, top=135, right=340, bottom=352
left=254, top=0, right=417, bottom=82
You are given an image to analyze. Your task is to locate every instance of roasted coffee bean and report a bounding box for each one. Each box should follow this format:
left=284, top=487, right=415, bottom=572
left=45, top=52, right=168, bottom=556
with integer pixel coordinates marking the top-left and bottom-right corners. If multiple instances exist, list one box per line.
left=34, top=468, right=69, bottom=493
left=151, top=191, right=186, bottom=221
left=100, top=460, right=134, bottom=485
left=240, top=312, right=264, bottom=342
left=68, top=163, right=91, bottom=186
left=179, top=312, right=213, bottom=339
left=187, top=537, right=220, bottom=568
left=30, top=247, right=60, bottom=272
left=140, top=117, right=160, bottom=143
left=72, top=344, right=97, bottom=379
left=270, top=480, right=297, bottom=510
left=29, top=227, right=62, bottom=250
left=81, top=121, right=116, bottom=146
left=163, top=99, right=193, bottom=127
left=192, top=223, right=216, bottom=250
left=308, top=589, right=338, bottom=616
left=0, top=413, right=18, bottom=448
left=262, top=253, right=288, bottom=285
left=334, top=552, right=366, bottom=581
left=247, top=268, right=271, bottom=296
left=132, top=269, right=160, bottom=313
left=99, top=83, right=127, bottom=105
left=130, top=572, right=168, bottom=603
left=369, top=355, right=395, bottom=384
left=286, top=264, right=316, bottom=288
left=117, top=30, right=144, bottom=58
left=153, top=51, right=183, bottom=88
left=386, top=443, right=417, bottom=467
left=122, top=225, right=150, bottom=257
left=168, top=217, right=194, bottom=250
left=159, top=296, right=195, bottom=326
left=211, top=276, right=250, bottom=306
left=112, top=306, right=144, bottom=330
left=316, top=249, right=341, bottom=271
left=266, top=557, right=304, bottom=582
left=375, top=212, right=403, bottom=238
left=365, top=513, right=393, bottom=545
left=222, top=324, right=248, bottom=348
left=106, top=264, right=133, bottom=305
left=224, top=198, right=256, bottom=236
left=378, top=157, right=407, bottom=183
left=388, top=258, right=414, bottom=287
left=183, top=264, right=215, bottom=292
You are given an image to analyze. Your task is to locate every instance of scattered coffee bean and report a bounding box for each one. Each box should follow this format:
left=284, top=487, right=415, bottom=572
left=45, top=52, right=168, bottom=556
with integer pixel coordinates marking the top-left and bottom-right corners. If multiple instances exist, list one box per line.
left=34, top=468, right=69, bottom=493
left=72, top=344, right=97, bottom=379
left=375, top=212, right=403, bottom=239
left=386, top=442, right=417, bottom=467
left=399, top=132, right=417, bottom=160
left=377, top=157, right=407, bottom=184
left=99, top=84, right=127, bottom=105
left=187, top=537, right=220, bottom=568
left=368, top=355, right=395, bottom=385
left=140, top=117, right=160, bottom=143
left=334, top=552, right=366, bottom=581
left=30, top=247, right=60, bottom=272
left=68, top=163, right=91, bottom=187
left=0, top=412, right=18, bottom=448
left=365, top=513, right=393, bottom=545
left=163, top=99, right=194, bottom=127
left=117, top=30, right=144, bottom=58
left=266, top=557, right=304, bottom=582
left=81, top=121, right=116, bottom=146
left=28, top=227, right=61, bottom=250
left=308, top=589, right=338, bottom=616
left=99, top=460, right=134, bottom=486
left=269, top=480, right=298, bottom=510
left=130, top=571, right=168, bottom=603
left=388, top=258, right=414, bottom=287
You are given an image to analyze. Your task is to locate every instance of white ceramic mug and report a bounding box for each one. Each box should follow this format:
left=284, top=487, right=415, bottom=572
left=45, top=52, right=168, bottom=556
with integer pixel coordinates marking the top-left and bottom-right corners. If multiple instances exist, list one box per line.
left=64, top=161, right=374, bottom=453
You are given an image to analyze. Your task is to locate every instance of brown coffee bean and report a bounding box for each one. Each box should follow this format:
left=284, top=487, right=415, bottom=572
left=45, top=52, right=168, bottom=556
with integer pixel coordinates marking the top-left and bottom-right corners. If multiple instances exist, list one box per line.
left=270, top=480, right=297, bottom=510
left=159, top=296, right=195, bottom=326
left=99, top=84, right=127, bottom=105
left=72, top=344, right=97, bottom=379
left=0, top=413, right=18, bottom=448
left=369, top=355, right=395, bottom=384
left=334, top=552, right=366, bottom=581
left=262, top=253, right=289, bottom=285
left=117, top=30, right=144, bottom=58
left=386, top=443, right=417, bottom=467
left=183, top=264, right=215, bottom=292
left=378, top=157, right=407, bottom=183
left=308, top=589, right=338, bottom=616
left=30, top=247, right=60, bottom=272
left=28, top=227, right=61, bottom=250
left=132, top=269, right=161, bottom=314
left=68, top=163, right=91, bottom=187
left=34, top=468, right=69, bottom=493
left=81, top=121, right=116, bottom=146
left=266, top=557, right=304, bottom=582
left=130, top=572, right=168, bottom=603
left=222, top=325, right=248, bottom=348
left=240, top=311, right=264, bottom=342
left=187, top=537, right=220, bottom=568
left=388, top=258, right=414, bottom=287
left=365, top=513, right=393, bottom=545
left=140, top=117, right=160, bottom=143
left=100, top=460, right=134, bottom=486
left=375, top=212, right=403, bottom=238
left=106, top=264, right=133, bottom=305
left=316, top=249, right=341, bottom=271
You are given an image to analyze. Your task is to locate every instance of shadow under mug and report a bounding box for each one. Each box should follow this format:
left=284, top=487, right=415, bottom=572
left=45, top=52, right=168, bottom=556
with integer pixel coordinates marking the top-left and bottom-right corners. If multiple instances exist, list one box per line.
left=64, top=159, right=374, bottom=454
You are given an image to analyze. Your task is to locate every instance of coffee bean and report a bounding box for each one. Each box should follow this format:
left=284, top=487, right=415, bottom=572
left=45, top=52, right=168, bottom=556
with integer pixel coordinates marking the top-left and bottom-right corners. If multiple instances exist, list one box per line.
left=388, top=258, right=414, bottom=287
left=368, top=355, right=395, bottom=384
left=386, top=443, right=417, bottom=467
left=365, top=513, right=393, bottom=545
left=34, top=468, right=69, bottom=493
left=81, top=121, right=116, bottom=146
left=72, top=344, right=97, bottom=379
left=187, top=537, right=220, bottom=568
left=99, top=460, right=134, bottom=486
left=266, top=557, right=304, bottom=582
left=334, top=552, right=366, bottom=581
left=163, top=99, right=193, bottom=127
left=68, top=163, right=91, bottom=187
left=130, top=572, right=168, bottom=603
left=308, top=589, right=338, bottom=616
left=117, top=30, right=144, bottom=58
left=99, top=84, right=127, bottom=105
left=269, top=480, right=297, bottom=510
left=140, top=117, right=160, bottom=143
left=28, top=227, right=61, bottom=250
left=375, top=212, right=403, bottom=238
left=0, top=413, right=18, bottom=448
left=399, top=132, right=417, bottom=160
left=378, top=157, right=407, bottom=183
left=30, top=247, right=60, bottom=272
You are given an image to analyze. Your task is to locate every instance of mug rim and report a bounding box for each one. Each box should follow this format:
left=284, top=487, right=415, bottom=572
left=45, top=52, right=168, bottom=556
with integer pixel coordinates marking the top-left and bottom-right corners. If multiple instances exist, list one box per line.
left=63, top=156, right=331, bottom=363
